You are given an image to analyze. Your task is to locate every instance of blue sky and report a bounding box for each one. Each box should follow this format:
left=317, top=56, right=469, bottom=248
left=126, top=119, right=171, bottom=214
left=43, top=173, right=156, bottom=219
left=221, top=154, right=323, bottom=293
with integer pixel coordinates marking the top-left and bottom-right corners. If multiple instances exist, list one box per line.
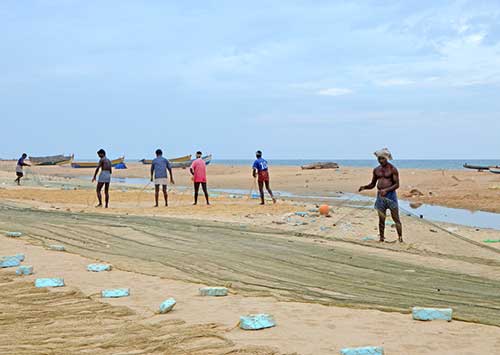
left=1, top=0, right=500, bottom=159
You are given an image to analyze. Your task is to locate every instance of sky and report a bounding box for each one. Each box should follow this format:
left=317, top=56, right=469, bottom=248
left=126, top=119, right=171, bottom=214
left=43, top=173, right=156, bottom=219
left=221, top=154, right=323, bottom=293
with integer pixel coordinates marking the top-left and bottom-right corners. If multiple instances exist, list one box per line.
left=1, top=0, right=500, bottom=160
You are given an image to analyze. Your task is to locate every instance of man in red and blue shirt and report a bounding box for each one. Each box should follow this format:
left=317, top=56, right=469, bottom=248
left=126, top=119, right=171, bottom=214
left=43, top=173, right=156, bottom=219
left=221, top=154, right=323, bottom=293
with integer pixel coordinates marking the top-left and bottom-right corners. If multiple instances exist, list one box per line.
left=252, top=150, right=276, bottom=205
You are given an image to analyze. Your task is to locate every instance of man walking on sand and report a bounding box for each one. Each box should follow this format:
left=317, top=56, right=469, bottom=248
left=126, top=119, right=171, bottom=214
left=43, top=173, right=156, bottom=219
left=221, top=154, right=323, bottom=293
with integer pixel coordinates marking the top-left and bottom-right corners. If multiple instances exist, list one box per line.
left=151, top=149, right=174, bottom=207
left=190, top=151, right=209, bottom=205
left=252, top=150, right=276, bottom=205
left=92, top=149, right=112, bottom=208
left=15, top=153, right=30, bottom=185
left=359, top=148, right=403, bottom=242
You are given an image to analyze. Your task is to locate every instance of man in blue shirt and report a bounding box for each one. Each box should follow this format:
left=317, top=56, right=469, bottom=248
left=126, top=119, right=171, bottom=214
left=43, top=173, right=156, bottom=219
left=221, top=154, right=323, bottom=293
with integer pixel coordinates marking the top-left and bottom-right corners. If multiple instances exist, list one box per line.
left=150, top=149, right=174, bottom=207
left=252, top=150, right=276, bottom=205
left=15, top=153, right=30, bottom=185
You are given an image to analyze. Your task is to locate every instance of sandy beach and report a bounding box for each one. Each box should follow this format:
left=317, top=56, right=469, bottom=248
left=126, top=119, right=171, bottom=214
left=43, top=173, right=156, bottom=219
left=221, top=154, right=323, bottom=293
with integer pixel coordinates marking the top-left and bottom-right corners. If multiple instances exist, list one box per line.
left=1, top=161, right=500, bottom=354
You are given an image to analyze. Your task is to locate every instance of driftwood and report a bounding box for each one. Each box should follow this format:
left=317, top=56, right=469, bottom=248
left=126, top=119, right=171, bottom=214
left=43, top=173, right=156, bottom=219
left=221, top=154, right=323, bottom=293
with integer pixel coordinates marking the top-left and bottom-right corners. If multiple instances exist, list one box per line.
left=301, top=162, right=339, bottom=170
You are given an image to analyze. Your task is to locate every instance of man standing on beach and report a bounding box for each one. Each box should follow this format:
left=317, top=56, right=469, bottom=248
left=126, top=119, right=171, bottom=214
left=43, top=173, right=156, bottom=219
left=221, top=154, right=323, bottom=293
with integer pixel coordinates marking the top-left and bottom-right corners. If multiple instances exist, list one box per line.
left=359, top=148, right=403, bottom=242
left=252, top=150, right=276, bottom=205
left=14, top=153, right=30, bottom=185
left=190, top=151, right=209, bottom=205
left=151, top=149, right=174, bottom=207
left=92, top=149, right=112, bottom=208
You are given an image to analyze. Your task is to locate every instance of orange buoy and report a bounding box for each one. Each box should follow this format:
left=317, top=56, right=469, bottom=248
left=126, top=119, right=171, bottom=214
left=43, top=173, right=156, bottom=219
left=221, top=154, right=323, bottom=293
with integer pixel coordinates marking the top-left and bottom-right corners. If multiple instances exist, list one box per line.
left=319, top=204, right=330, bottom=216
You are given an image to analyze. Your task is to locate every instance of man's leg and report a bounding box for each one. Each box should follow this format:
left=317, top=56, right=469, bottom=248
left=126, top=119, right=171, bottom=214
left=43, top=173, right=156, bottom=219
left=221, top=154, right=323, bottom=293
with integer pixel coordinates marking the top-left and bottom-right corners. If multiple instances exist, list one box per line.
left=390, top=207, right=403, bottom=242
left=377, top=209, right=386, bottom=242
left=162, top=185, right=168, bottom=206
left=258, top=180, right=265, bottom=204
left=104, top=183, right=110, bottom=208
left=201, top=182, right=209, bottom=205
left=193, top=182, right=200, bottom=205
left=264, top=181, right=276, bottom=203
left=96, top=182, right=104, bottom=207
left=15, top=174, right=20, bottom=185
left=154, top=184, right=159, bottom=207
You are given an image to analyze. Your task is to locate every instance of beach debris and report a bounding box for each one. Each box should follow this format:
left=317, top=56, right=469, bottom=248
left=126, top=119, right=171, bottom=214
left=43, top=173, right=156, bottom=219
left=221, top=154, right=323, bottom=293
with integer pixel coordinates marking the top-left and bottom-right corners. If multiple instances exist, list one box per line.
left=361, top=236, right=375, bottom=241
left=409, top=202, right=422, bottom=209
left=16, top=265, right=33, bottom=275
left=239, top=314, right=276, bottom=330
left=87, top=263, right=112, bottom=272
left=199, top=287, right=228, bottom=297
left=101, top=288, right=130, bottom=298
left=319, top=204, right=330, bottom=216
left=251, top=193, right=260, bottom=199
left=159, top=298, right=176, bottom=313
left=429, top=229, right=438, bottom=233
left=0, top=257, right=21, bottom=268
left=446, top=227, right=459, bottom=233
left=385, top=220, right=395, bottom=226
left=483, top=239, right=500, bottom=243
left=35, top=278, right=65, bottom=288
left=406, top=188, right=424, bottom=197
left=5, top=231, right=22, bottom=238
left=412, top=307, right=453, bottom=321
left=49, top=245, right=65, bottom=251
left=340, top=346, right=384, bottom=355
left=294, top=212, right=308, bottom=217
left=2, top=254, right=25, bottom=262
left=320, top=226, right=331, bottom=231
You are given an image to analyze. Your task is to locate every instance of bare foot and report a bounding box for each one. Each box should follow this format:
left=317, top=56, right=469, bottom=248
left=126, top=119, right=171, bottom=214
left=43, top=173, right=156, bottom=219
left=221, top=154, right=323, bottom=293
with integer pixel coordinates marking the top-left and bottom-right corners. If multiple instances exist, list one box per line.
left=153, top=204, right=158, bottom=208
left=260, top=202, right=265, bottom=205
left=379, top=238, right=385, bottom=243
left=95, top=204, right=102, bottom=208
left=105, top=205, right=108, bottom=209
left=398, top=237, right=404, bottom=243
left=193, top=202, right=197, bottom=206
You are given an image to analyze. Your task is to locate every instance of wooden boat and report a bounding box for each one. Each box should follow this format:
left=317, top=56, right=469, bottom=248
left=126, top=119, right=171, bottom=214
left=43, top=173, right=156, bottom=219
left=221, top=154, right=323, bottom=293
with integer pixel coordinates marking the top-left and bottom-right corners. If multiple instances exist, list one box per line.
left=463, top=163, right=492, bottom=171
left=29, top=154, right=74, bottom=166
left=172, top=154, right=212, bottom=169
left=489, top=168, right=500, bottom=174
left=301, top=162, right=339, bottom=170
left=140, top=154, right=192, bottom=165
left=71, top=156, right=125, bottom=169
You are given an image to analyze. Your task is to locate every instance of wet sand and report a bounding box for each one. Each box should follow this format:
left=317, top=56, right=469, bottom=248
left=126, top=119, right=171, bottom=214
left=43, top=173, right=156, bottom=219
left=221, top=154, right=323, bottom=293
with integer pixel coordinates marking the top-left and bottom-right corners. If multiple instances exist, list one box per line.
left=1, top=165, right=500, bottom=354
left=1, top=160, right=500, bottom=212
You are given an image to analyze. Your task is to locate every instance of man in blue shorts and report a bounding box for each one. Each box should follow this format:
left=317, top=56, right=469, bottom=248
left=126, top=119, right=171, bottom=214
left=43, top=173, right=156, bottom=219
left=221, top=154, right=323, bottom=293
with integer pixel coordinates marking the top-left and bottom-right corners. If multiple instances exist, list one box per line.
left=150, top=149, right=174, bottom=207
left=359, top=148, right=403, bottom=242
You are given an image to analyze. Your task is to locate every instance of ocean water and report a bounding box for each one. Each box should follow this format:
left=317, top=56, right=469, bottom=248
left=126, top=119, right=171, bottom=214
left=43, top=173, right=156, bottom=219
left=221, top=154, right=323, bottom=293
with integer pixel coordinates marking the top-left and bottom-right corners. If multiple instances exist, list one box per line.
left=212, top=159, right=500, bottom=170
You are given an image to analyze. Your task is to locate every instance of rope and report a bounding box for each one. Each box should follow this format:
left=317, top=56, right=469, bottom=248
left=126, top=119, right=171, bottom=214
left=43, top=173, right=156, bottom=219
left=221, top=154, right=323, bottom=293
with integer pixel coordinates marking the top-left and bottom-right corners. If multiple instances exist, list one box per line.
left=136, top=181, right=152, bottom=206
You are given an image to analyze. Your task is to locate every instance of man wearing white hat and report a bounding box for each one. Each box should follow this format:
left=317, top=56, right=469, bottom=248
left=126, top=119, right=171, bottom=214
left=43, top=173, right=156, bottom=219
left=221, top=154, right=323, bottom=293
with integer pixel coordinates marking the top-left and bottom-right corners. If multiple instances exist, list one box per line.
left=359, top=148, right=403, bottom=242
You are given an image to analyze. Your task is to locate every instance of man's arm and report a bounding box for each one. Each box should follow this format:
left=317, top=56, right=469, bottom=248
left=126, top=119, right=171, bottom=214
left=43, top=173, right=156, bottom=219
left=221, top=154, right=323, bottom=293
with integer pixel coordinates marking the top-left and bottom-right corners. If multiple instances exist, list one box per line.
left=252, top=168, right=257, bottom=178
left=359, top=169, right=378, bottom=192
left=150, top=163, right=154, bottom=182
left=167, top=161, right=174, bottom=184
left=23, top=162, right=31, bottom=167
left=92, top=161, right=102, bottom=182
left=381, top=167, right=400, bottom=194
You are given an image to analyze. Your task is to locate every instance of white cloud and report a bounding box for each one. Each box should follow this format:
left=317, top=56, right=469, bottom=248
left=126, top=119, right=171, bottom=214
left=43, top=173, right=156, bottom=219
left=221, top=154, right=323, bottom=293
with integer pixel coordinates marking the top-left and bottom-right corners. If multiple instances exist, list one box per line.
left=317, top=88, right=353, bottom=96
left=376, top=79, right=415, bottom=87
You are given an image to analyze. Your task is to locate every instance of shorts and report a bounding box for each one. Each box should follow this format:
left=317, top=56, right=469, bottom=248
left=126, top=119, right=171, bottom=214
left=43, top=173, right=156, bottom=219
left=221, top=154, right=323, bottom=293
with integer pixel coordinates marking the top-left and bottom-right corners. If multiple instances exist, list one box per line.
left=16, top=172, right=23, bottom=177
left=16, top=166, right=23, bottom=174
left=98, top=171, right=111, bottom=183
left=375, top=191, right=398, bottom=215
left=155, top=178, right=168, bottom=186
left=258, top=170, right=270, bottom=182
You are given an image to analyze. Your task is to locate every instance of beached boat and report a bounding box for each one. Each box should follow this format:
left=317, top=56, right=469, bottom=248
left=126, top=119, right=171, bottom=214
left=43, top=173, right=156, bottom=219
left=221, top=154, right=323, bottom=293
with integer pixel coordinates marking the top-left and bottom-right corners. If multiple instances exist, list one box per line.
left=71, top=157, right=125, bottom=169
left=29, top=154, right=74, bottom=166
left=489, top=168, right=500, bottom=174
left=140, top=154, right=191, bottom=165
left=301, top=162, right=339, bottom=170
left=463, top=163, right=492, bottom=171
left=172, top=154, right=212, bottom=169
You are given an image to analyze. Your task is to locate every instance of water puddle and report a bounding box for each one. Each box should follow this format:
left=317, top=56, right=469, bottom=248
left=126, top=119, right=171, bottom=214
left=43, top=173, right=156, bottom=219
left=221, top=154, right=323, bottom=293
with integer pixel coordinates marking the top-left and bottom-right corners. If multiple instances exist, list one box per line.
left=75, top=176, right=500, bottom=230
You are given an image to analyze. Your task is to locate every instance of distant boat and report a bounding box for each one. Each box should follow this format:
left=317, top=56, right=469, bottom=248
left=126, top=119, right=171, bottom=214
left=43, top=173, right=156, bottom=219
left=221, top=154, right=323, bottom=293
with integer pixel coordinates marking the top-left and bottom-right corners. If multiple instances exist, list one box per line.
left=463, top=163, right=500, bottom=172
left=71, top=156, right=125, bottom=169
left=301, top=162, right=339, bottom=170
left=172, top=154, right=212, bottom=169
left=490, top=168, right=500, bottom=174
left=140, top=154, right=192, bottom=165
left=29, top=154, right=74, bottom=166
